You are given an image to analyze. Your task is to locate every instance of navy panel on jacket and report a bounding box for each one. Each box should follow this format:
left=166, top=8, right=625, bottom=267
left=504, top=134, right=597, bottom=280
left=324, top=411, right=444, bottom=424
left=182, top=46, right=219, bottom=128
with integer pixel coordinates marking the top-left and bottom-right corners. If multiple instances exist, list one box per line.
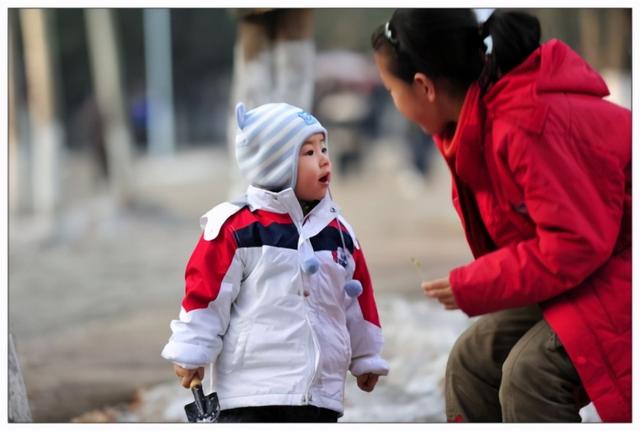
left=311, top=226, right=355, bottom=253
left=234, top=222, right=354, bottom=253
left=234, top=222, right=298, bottom=250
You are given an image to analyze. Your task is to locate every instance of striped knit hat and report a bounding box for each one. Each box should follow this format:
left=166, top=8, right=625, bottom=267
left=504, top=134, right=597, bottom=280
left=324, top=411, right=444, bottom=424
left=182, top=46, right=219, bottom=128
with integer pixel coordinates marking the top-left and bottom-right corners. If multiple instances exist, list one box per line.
left=235, top=102, right=328, bottom=191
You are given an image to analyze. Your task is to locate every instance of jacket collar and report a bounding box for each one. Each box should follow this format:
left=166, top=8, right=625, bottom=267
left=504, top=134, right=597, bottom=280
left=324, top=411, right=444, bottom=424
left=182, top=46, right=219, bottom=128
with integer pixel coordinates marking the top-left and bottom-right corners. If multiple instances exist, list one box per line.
left=245, top=185, right=341, bottom=237
left=246, top=185, right=302, bottom=220
left=434, top=83, right=489, bottom=191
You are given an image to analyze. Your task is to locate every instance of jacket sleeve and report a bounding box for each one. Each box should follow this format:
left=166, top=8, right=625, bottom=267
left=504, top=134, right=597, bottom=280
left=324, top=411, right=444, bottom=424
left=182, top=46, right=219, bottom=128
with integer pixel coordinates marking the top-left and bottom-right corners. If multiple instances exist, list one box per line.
left=346, top=243, right=390, bottom=376
left=161, top=225, right=243, bottom=369
left=450, top=127, right=627, bottom=316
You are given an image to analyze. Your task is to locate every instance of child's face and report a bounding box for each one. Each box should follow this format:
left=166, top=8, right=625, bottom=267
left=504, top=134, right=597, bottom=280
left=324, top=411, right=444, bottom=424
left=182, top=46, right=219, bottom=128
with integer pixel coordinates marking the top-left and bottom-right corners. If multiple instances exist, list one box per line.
left=294, top=133, right=331, bottom=201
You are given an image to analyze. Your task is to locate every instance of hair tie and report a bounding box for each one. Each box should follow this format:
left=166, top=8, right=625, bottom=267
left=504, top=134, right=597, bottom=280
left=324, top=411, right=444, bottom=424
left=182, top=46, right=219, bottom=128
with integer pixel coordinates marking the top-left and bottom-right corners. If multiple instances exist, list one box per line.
left=483, top=35, right=494, bottom=55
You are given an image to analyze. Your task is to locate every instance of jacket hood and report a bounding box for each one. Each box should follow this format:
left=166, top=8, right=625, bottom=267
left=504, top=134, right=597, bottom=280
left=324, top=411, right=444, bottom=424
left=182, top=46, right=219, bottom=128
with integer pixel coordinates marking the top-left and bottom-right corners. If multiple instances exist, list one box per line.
left=483, top=39, right=609, bottom=132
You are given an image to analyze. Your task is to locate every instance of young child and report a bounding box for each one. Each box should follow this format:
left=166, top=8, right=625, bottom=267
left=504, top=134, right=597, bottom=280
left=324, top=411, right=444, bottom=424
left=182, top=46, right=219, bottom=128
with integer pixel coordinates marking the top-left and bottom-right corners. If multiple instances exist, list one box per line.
left=161, top=102, right=389, bottom=422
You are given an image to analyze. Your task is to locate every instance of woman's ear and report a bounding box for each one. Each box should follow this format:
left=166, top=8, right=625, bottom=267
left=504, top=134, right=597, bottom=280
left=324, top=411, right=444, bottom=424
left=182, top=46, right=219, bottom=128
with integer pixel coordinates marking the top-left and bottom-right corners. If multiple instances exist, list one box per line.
left=413, top=73, right=436, bottom=102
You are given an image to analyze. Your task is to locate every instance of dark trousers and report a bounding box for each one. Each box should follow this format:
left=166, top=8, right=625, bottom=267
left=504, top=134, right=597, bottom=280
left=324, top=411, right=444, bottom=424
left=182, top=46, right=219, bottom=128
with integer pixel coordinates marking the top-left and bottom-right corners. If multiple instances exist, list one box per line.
left=445, top=305, right=588, bottom=422
left=217, top=405, right=340, bottom=423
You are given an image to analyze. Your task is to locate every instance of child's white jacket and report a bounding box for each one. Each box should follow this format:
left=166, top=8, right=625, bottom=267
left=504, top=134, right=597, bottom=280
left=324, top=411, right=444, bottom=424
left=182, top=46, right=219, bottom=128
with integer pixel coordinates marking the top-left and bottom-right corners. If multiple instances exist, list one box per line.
left=161, top=185, right=389, bottom=414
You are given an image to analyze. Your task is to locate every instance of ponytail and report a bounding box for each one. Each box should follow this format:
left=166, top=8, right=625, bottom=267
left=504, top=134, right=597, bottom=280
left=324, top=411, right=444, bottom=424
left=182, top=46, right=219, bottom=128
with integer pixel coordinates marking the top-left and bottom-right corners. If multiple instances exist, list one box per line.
left=479, top=11, right=541, bottom=92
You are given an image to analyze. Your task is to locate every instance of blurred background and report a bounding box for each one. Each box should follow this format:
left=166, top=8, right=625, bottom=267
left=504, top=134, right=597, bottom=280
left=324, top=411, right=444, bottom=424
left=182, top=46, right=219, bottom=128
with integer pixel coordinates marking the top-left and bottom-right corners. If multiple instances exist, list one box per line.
left=7, top=8, right=631, bottom=423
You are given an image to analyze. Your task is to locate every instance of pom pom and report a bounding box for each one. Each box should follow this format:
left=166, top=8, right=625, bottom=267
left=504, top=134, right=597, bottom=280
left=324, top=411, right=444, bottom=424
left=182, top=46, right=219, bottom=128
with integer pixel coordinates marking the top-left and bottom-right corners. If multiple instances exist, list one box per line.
left=302, top=256, right=319, bottom=274
left=344, top=279, right=363, bottom=298
left=235, top=102, right=247, bottom=129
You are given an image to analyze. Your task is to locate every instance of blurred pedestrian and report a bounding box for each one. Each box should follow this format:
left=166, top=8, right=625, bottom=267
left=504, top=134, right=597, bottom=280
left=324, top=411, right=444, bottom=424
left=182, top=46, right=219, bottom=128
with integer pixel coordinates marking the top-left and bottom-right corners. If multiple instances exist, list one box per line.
left=226, top=9, right=316, bottom=198
left=162, top=102, right=389, bottom=422
left=406, top=121, right=434, bottom=178
left=371, top=9, right=630, bottom=422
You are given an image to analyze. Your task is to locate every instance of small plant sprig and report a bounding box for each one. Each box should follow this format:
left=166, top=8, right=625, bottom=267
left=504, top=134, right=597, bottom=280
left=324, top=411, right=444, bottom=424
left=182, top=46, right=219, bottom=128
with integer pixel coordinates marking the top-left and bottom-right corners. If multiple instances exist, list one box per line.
left=410, top=256, right=426, bottom=282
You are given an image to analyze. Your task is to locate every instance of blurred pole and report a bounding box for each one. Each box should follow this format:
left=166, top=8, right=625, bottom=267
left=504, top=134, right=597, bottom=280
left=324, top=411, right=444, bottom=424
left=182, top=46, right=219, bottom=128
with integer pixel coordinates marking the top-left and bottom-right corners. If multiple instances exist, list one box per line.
left=226, top=11, right=272, bottom=198
left=272, top=9, right=315, bottom=107
left=19, top=9, right=62, bottom=219
left=604, top=9, right=629, bottom=70
left=579, top=9, right=600, bottom=70
left=85, top=9, right=133, bottom=207
left=143, top=9, right=176, bottom=156
left=8, top=10, right=22, bottom=212
left=8, top=333, right=32, bottom=422
left=601, top=9, right=631, bottom=109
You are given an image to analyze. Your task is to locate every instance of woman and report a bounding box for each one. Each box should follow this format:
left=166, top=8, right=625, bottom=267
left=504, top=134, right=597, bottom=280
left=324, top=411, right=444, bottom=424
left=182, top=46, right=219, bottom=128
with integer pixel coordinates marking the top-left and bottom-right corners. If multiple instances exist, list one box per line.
left=371, top=9, right=630, bottom=422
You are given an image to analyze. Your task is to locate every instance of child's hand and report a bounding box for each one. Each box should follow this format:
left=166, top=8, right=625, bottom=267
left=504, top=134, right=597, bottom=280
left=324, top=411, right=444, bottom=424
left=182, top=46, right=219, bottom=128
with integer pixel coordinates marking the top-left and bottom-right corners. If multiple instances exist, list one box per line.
left=173, top=364, right=205, bottom=388
left=356, top=373, right=379, bottom=392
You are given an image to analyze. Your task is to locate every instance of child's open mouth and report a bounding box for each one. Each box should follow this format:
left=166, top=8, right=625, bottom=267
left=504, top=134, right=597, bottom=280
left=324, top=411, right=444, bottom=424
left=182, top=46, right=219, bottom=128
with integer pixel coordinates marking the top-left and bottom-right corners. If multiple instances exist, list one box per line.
left=319, top=173, right=331, bottom=185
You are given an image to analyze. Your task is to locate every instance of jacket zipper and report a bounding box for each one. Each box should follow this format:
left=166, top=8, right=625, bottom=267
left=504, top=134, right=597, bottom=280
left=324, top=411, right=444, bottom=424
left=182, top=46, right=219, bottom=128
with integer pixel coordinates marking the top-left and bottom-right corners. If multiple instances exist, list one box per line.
left=302, top=272, right=320, bottom=404
left=295, top=210, right=320, bottom=405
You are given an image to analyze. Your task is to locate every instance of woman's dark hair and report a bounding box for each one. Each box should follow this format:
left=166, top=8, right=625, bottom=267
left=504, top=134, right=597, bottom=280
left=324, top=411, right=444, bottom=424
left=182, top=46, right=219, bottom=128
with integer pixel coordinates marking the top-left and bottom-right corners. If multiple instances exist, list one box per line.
left=371, top=9, right=541, bottom=93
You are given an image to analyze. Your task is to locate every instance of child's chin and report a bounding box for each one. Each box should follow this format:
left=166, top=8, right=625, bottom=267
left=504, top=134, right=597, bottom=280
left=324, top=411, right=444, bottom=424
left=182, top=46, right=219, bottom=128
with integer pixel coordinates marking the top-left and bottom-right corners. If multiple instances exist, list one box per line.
left=312, top=190, right=328, bottom=200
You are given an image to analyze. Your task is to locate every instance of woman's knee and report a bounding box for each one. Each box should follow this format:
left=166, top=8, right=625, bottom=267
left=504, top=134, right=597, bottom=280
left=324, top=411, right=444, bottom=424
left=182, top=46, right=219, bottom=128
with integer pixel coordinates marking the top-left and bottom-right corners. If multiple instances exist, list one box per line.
left=447, top=318, right=495, bottom=376
left=499, top=346, right=536, bottom=406
left=498, top=322, right=557, bottom=410
left=498, top=336, right=583, bottom=421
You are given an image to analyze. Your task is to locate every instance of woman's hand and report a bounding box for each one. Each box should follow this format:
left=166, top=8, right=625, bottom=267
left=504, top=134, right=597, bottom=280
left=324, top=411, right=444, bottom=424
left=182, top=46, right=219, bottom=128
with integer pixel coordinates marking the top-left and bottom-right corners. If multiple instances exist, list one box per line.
left=173, top=364, right=205, bottom=388
left=422, top=277, right=459, bottom=310
left=356, top=373, right=379, bottom=392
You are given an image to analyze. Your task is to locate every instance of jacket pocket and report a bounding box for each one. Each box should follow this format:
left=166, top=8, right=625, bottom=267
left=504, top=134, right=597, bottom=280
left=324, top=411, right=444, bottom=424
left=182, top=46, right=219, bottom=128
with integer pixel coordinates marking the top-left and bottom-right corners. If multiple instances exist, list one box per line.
left=323, top=325, right=351, bottom=375
left=316, top=325, right=351, bottom=399
left=218, top=318, right=251, bottom=373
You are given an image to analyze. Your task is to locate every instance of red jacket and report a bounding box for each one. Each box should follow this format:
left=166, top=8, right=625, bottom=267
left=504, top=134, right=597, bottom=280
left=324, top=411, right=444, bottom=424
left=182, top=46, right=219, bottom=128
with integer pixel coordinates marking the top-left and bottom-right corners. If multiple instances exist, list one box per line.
left=434, top=40, right=631, bottom=422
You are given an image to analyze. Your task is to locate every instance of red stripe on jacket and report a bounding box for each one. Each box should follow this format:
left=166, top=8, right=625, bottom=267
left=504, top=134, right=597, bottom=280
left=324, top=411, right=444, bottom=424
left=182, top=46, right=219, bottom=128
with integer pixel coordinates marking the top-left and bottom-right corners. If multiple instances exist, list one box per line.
left=182, top=208, right=292, bottom=312
left=182, top=228, right=238, bottom=312
left=330, top=218, right=380, bottom=327
left=352, top=246, right=381, bottom=327
left=327, top=218, right=350, bottom=234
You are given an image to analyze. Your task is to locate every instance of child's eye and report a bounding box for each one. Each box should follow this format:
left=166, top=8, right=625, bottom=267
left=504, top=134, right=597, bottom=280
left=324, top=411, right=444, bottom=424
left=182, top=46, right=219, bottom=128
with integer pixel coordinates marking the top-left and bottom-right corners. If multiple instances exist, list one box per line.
left=321, top=147, right=328, bottom=154
left=305, top=150, right=314, bottom=156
